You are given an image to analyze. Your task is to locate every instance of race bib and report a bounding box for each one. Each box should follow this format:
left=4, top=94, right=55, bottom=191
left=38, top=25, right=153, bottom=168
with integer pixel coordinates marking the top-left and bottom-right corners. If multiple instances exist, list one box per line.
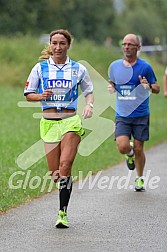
left=118, top=85, right=136, bottom=100
left=45, top=79, right=73, bottom=107
left=45, top=88, right=73, bottom=107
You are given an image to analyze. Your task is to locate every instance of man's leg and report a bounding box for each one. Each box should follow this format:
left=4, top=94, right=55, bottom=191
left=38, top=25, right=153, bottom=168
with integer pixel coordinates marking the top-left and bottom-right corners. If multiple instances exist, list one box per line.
left=116, top=135, right=135, bottom=170
left=116, top=135, right=132, bottom=155
left=133, top=139, right=145, bottom=177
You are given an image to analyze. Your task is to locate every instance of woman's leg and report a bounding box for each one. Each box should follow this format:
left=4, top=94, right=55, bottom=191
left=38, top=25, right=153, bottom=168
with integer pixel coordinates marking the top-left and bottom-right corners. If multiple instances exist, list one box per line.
left=59, top=132, right=81, bottom=176
left=58, top=132, right=81, bottom=212
left=44, top=142, right=61, bottom=181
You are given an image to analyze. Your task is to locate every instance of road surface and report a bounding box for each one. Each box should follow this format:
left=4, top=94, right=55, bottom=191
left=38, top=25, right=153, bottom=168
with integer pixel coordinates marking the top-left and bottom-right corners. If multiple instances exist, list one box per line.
left=0, top=141, right=167, bottom=252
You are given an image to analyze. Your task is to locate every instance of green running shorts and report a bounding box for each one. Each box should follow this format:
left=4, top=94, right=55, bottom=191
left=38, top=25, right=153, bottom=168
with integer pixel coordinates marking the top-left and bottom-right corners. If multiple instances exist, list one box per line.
left=40, top=115, right=85, bottom=143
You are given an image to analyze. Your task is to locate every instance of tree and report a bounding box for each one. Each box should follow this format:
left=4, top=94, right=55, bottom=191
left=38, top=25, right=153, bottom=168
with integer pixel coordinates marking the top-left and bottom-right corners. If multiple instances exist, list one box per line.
left=1, top=0, right=167, bottom=46
left=116, top=0, right=167, bottom=45
left=0, top=0, right=46, bottom=35
left=0, top=0, right=116, bottom=44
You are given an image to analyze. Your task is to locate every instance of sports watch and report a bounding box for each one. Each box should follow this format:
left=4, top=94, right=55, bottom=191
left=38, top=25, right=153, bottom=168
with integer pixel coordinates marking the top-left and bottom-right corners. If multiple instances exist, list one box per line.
left=87, top=103, right=94, bottom=108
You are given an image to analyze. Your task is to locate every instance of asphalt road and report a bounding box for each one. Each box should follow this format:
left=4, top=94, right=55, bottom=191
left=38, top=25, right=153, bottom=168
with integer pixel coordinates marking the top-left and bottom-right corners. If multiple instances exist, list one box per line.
left=0, top=140, right=167, bottom=252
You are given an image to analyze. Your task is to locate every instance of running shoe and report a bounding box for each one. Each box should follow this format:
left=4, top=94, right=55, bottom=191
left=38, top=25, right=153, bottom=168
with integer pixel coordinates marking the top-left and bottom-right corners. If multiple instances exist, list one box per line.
left=55, top=210, right=69, bottom=228
left=124, top=142, right=135, bottom=170
left=134, top=177, right=145, bottom=192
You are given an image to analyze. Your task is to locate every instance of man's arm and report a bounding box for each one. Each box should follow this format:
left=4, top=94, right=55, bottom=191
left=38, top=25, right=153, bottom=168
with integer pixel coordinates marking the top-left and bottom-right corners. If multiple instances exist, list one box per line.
left=151, top=82, right=160, bottom=94
left=139, top=75, right=160, bottom=94
left=163, top=74, right=167, bottom=97
left=108, top=81, right=116, bottom=94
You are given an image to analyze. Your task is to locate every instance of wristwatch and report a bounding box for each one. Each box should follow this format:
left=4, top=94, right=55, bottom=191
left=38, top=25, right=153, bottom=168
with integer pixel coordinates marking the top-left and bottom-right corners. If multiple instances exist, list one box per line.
left=149, top=83, right=152, bottom=89
left=87, top=103, right=94, bottom=108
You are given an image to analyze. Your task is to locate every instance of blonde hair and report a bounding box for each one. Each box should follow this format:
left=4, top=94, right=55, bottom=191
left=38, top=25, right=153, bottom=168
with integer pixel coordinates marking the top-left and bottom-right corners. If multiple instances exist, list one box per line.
left=39, top=29, right=73, bottom=61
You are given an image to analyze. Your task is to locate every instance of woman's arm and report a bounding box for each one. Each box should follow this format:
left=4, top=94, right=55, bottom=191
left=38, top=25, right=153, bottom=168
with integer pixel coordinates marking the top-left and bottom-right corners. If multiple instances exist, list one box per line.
left=82, top=93, right=94, bottom=119
left=26, top=90, right=53, bottom=102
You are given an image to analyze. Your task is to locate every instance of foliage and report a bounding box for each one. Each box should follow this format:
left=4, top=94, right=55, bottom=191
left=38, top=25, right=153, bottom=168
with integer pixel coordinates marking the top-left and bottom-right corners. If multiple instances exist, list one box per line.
left=0, top=36, right=121, bottom=86
left=0, top=0, right=46, bottom=34
left=117, top=0, right=167, bottom=45
left=0, top=35, right=44, bottom=86
left=0, top=0, right=167, bottom=45
left=0, top=0, right=115, bottom=44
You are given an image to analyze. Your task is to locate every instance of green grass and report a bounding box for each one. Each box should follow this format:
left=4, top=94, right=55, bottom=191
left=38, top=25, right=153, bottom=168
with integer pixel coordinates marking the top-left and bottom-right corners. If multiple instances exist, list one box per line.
left=0, top=36, right=167, bottom=212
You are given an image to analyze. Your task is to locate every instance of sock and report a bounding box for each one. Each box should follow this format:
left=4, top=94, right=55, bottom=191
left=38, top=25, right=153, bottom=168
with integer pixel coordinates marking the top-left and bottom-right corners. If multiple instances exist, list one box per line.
left=59, top=176, right=73, bottom=212
left=128, top=147, right=134, bottom=157
left=136, top=176, right=143, bottom=180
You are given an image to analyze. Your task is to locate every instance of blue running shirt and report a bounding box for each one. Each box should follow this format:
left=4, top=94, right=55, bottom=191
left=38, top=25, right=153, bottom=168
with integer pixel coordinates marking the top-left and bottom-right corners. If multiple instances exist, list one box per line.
left=108, top=58, right=157, bottom=117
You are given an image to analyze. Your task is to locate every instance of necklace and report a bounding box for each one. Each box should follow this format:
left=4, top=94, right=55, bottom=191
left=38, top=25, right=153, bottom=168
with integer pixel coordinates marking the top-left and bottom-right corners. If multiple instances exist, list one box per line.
left=53, top=63, right=67, bottom=70
left=49, top=57, right=69, bottom=70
